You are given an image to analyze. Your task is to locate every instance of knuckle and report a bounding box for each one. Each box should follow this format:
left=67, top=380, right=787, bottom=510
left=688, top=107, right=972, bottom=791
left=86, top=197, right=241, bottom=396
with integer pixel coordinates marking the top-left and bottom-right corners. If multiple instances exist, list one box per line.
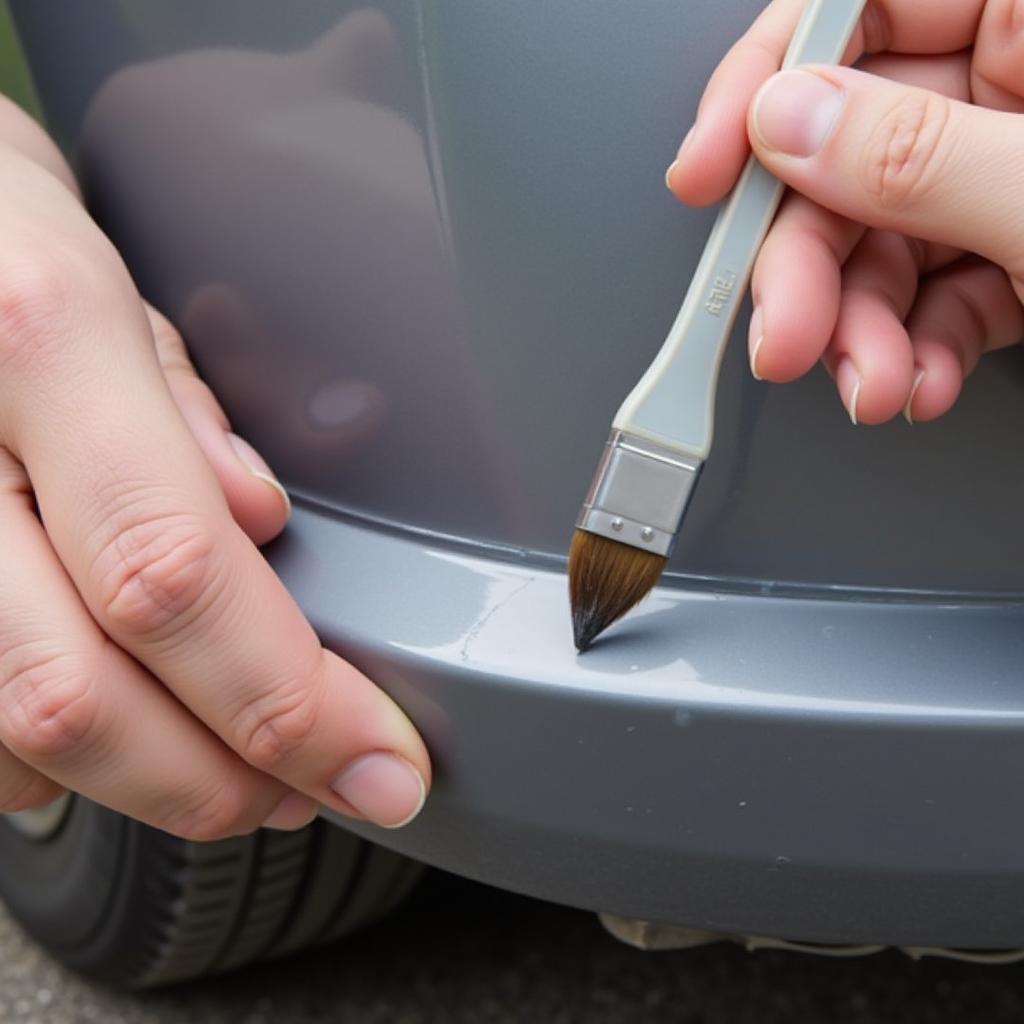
left=0, top=243, right=131, bottom=377
left=860, top=92, right=951, bottom=210
left=0, top=646, right=104, bottom=763
left=231, top=676, right=325, bottom=774
left=94, top=509, right=223, bottom=638
left=161, top=781, right=257, bottom=842
left=0, top=252, right=76, bottom=366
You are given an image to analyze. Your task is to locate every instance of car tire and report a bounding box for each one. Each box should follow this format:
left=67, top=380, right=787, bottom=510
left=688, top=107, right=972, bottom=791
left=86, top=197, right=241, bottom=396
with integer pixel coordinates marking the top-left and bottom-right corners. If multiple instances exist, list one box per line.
left=0, top=795, right=423, bottom=988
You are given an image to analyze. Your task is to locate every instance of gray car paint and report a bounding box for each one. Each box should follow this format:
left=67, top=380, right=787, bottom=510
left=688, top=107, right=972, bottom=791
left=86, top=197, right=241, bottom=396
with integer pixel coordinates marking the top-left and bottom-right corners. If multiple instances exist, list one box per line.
left=12, top=0, right=1024, bottom=947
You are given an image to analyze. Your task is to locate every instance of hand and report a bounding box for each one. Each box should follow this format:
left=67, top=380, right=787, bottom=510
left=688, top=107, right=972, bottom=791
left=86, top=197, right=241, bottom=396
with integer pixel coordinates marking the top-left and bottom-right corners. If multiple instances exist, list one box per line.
left=0, top=96, right=430, bottom=837
left=667, top=0, right=1024, bottom=424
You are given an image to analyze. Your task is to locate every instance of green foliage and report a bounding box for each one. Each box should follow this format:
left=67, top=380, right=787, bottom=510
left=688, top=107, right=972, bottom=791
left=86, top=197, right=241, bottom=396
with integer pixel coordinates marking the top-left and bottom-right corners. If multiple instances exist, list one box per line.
left=0, top=0, right=42, bottom=119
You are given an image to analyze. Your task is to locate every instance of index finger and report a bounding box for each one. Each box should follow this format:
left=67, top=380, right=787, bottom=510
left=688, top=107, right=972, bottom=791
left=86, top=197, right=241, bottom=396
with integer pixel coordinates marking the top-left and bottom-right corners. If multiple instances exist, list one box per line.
left=667, top=0, right=986, bottom=205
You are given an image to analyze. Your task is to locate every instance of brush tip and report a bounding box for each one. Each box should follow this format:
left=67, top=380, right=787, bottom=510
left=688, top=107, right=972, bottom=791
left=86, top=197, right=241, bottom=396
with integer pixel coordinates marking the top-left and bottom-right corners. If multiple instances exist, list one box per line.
left=568, top=529, right=667, bottom=651
left=572, top=618, right=599, bottom=654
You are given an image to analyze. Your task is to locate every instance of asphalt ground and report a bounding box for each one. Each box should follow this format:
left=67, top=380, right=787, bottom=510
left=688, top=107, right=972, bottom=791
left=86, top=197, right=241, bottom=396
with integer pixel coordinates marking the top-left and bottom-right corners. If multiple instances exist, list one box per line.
left=4, top=869, right=1024, bottom=1023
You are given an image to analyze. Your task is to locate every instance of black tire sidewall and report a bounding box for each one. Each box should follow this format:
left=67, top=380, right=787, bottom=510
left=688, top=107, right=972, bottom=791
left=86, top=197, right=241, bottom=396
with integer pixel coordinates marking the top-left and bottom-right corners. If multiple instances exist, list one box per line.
left=0, top=798, right=162, bottom=979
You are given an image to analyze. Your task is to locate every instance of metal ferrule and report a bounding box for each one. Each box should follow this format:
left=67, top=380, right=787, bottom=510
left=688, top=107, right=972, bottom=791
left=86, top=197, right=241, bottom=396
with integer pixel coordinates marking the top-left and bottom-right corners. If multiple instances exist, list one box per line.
left=576, top=430, right=702, bottom=557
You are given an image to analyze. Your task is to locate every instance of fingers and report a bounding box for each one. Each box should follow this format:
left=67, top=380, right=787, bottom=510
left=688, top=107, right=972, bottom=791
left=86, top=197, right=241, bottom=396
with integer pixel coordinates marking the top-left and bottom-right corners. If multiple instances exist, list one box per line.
left=666, top=0, right=985, bottom=204
left=0, top=249, right=431, bottom=829
left=0, top=453, right=65, bottom=814
left=752, top=217, right=1017, bottom=426
left=146, top=302, right=291, bottom=548
left=749, top=192, right=961, bottom=385
left=667, top=0, right=806, bottom=205
left=748, top=194, right=864, bottom=382
left=904, top=260, right=1024, bottom=422
left=749, top=193, right=1013, bottom=425
left=0, top=447, right=312, bottom=838
left=825, top=231, right=920, bottom=424
left=971, top=0, right=1024, bottom=113
left=747, top=65, right=1024, bottom=283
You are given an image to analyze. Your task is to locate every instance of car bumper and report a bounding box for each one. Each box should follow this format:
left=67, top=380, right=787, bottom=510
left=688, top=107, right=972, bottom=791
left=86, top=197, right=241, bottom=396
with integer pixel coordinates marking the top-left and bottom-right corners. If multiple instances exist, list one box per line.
left=270, top=501, right=1024, bottom=950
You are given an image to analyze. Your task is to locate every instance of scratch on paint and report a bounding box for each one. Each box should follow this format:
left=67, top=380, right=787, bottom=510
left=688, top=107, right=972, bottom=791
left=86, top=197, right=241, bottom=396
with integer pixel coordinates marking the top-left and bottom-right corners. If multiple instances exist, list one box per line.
left=460, top=577, right=537, bottom=663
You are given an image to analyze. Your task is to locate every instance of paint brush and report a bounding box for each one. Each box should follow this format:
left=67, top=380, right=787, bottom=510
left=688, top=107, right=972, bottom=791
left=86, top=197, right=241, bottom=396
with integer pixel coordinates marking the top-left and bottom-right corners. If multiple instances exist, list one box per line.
left=569, top=0, right=866, bottom=651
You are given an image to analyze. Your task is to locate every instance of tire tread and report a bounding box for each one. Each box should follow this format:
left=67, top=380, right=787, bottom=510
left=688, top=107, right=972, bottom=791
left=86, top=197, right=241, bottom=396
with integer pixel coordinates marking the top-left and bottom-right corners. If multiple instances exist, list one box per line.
left=134, top=817, right=421, bottom=987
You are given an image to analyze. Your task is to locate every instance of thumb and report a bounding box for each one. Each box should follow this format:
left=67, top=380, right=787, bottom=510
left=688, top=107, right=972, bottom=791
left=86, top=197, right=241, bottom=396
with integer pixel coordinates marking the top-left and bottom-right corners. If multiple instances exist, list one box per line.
left=748, top=65, right=1024, bottom=281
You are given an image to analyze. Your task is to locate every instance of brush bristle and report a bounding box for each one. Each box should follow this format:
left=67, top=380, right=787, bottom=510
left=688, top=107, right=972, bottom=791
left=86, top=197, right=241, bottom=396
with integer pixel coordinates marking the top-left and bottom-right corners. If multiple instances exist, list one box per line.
left=568, top=529, right=667, bottom=652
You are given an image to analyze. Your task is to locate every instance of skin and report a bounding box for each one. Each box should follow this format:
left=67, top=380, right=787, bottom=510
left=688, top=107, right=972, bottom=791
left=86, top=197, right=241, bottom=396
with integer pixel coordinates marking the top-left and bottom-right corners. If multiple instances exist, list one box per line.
left=0, top=93, right=430, bottom=838
left=666, top=0, right=1024, bottom=425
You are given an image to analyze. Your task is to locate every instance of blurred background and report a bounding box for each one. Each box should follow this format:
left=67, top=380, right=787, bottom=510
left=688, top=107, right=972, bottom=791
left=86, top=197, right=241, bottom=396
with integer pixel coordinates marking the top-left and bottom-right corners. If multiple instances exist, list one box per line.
left=0, top=0, right=39, bottom=117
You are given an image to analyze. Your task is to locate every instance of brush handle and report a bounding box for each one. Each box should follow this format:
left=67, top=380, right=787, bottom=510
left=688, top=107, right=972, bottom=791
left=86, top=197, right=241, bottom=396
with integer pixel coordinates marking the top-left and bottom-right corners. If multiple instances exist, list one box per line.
left=614, top=0, right=866, bottom=459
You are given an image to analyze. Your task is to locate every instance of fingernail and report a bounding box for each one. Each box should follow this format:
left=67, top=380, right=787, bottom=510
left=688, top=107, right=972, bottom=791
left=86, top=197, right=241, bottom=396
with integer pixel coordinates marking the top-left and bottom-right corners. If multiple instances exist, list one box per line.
left=750, top=337, right=766, bottom=381
left=749, top=307, right=765, bottom=380
left=331, top=753, right=426, bottom=829
left=666, top=125, right=696, bottom=189
left=665, top=159, right=678, bottom=191
left=836, top=358, right=861, bottom=425
left=752, top=70, right=844, bottom=157
left=903, top=368, right=926, bottom=425
left=262, top=792, right=319, bottom=831
left=227, top=433, right=291, bottom=515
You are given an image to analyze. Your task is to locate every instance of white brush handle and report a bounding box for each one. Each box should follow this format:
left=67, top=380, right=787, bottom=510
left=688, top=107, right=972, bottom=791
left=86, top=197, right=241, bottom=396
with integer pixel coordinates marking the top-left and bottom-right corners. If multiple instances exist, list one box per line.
left=614, top=0, right=866, bottom=459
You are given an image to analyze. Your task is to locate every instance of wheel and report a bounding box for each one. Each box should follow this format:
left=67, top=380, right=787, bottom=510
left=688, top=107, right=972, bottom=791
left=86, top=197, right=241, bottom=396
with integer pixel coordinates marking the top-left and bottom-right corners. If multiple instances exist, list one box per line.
left=0, top=795, right=424, bottom=988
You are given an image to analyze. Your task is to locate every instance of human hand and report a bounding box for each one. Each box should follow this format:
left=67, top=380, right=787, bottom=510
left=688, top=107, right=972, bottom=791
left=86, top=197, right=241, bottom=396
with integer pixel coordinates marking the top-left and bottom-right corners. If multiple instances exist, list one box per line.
left=666, top=0, right=1024, bottom=424
left=0, top=96, right=430, bottom=837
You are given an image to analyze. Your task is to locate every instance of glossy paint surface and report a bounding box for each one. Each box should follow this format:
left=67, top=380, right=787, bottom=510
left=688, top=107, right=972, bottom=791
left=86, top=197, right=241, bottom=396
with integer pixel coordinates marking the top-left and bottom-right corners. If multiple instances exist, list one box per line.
left=292, top=506, right=1024, bottom=948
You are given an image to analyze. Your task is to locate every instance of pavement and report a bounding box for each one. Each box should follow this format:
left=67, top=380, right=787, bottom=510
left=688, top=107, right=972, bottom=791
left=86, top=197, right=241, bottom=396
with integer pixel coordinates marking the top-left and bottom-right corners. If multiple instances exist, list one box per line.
left=3, top=869, right=1024, bottom=1023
